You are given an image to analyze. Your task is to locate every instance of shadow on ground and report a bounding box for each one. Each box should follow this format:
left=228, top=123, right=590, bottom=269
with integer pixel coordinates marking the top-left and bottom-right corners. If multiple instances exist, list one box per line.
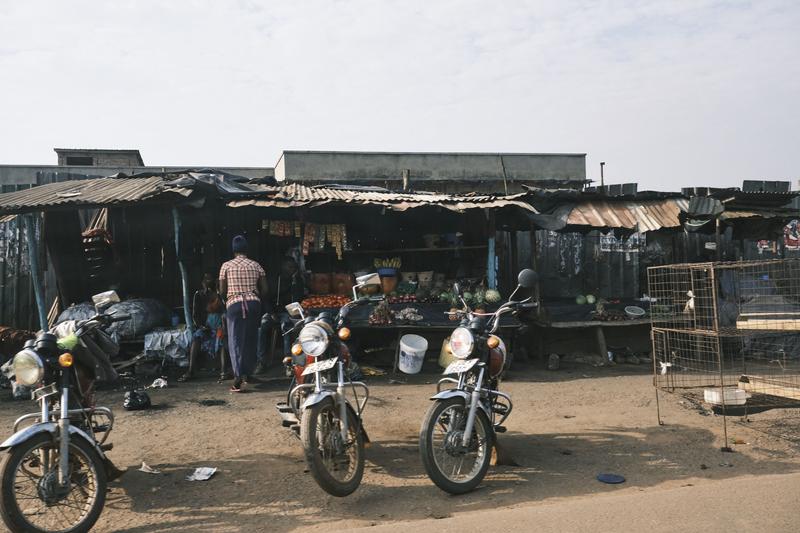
left=104, top=422, right=799, bottom=532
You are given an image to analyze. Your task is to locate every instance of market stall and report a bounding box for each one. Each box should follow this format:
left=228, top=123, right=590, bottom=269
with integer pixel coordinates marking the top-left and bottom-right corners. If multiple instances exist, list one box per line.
left=225, top=184, right=537, bottom=369
left=0, top=173, right=538, bottom=374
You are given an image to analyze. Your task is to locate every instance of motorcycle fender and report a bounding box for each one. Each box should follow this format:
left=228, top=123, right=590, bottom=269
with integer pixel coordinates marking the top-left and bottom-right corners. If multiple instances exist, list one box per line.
left=0, top=422, right=106, bottom=459
left=430, top=389, right=491, bottom=416
left=301, top=390, right=336, bottom=410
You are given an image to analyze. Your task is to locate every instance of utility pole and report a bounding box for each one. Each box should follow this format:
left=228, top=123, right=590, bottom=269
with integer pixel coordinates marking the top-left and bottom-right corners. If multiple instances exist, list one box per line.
left=600, top=161, right=605, bottom=190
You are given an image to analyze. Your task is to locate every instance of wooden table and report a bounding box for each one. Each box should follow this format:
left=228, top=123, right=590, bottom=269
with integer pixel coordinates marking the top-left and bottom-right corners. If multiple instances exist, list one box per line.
left=530, top=318, right=652, bottom=359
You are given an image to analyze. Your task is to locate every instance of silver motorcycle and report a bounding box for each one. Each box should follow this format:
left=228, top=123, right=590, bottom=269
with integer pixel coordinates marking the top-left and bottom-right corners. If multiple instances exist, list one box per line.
left=276, top=273, right=381, bottom=497
left=419, top=269, right=538, bottom=494
left=0, top=309, right=126, bottom=533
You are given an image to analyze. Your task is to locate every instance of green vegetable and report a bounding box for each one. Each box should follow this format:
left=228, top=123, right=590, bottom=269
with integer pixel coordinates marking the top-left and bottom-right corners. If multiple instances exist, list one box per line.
left=586, top=294, right=596, bottom=305
left=576, top=295, right=588, bottom=305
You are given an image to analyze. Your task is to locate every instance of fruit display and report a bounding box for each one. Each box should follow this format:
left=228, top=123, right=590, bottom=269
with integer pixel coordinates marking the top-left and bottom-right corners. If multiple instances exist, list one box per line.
left=592, top=309, right=628, bottom=322
left=394, top=307, right=423, bottom=324
left=301, top=294, right=351, bottom=309
left=368, top=301, right=394, bottom=325
left=388, top=281, right=418, bottom=303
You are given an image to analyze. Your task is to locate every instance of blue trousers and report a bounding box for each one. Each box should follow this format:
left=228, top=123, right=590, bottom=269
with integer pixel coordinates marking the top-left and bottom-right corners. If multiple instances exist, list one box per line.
left=226, top=300, right=261, bottom=378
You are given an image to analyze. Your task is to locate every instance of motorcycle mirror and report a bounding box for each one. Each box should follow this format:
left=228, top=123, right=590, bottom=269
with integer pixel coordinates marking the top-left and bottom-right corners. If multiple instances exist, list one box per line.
left=453, top=282, right=461, bottom=296
left=285, top=302, right=305, bottom=318
left=356, top=272, right=381, bottom=286
left=517, top=269, right=539, bottom=289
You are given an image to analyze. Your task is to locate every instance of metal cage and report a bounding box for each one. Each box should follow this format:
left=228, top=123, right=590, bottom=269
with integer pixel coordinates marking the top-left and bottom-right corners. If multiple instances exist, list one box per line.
left=648, top=259, right=800, bottom=448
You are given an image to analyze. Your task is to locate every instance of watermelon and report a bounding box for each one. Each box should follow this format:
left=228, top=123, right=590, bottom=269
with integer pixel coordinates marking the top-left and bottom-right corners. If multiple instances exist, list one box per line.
left=586, top=294, right=596, bottom=305
left=576, top=295, right=587, bottom=305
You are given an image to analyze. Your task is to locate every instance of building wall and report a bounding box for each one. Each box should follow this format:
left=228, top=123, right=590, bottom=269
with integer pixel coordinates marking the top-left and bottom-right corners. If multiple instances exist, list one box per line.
left=275, top=151, right=586, bottom=193
left=0, top=165, right=274, bottom=187
left=56, top=151, right=143, bottom=167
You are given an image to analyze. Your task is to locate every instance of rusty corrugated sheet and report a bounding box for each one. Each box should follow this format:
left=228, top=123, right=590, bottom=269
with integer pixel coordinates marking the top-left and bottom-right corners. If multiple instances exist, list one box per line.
left=0, top=177, right=193, bottom=214
left=228, top=183, right=537, bottom=213
left=566, top=198, right=688, bottom=231
left=0, top=176, right=536, bottom=215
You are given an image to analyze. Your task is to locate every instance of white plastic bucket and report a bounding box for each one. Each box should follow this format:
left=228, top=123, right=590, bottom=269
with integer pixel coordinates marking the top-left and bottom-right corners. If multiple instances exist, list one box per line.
left=399, top=334, right=428, bottom=374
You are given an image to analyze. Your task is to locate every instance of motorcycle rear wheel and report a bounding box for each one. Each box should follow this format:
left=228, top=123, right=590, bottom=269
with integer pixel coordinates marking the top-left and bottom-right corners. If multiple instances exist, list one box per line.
left=0, top=432, right=107, bottom=533
left=300, top=398, right=364, bottom=497
left=419, top=397, right=493, bottom=494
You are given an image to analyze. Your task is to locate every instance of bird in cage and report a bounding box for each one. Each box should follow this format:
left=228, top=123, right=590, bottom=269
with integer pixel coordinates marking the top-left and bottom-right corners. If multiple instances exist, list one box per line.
left=683, top=290, right=695, bottom=314
left=659, top=361, right=672, bottom=375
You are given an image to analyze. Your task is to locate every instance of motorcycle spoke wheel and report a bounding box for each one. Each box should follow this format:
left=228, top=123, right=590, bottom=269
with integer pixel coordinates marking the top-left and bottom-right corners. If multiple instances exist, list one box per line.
left=313, top=406, right=358, bottom=484
left=1, top=434, right=106, bottom=533
left=430, top=404, right=488, bottom=484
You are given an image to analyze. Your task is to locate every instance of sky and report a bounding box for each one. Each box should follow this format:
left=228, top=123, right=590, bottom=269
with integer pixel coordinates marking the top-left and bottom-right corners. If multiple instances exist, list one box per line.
left=0, top=1, right=798, bottom=191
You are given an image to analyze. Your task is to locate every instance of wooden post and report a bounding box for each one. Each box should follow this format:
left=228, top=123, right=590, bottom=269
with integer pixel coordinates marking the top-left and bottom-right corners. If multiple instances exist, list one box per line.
left=172, top=207, right=194, bottom=333
left=23, top=214, right=48, bottom=332
left=594, top=325, right=608, bottom=362
left=487, top=211, right=497, bottom=289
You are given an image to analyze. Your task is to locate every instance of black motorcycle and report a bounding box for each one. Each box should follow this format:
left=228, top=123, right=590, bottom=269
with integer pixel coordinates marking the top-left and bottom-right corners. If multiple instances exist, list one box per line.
left=276, top=273, right=381, bottom=497
left=419, top=269, right=538, bottom=494
left=0, top=308, right=127, bottom=533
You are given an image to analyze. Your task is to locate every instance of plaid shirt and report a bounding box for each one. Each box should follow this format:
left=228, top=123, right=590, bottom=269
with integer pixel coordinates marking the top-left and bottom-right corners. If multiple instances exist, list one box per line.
left=219, top=256, right=265, bottom=306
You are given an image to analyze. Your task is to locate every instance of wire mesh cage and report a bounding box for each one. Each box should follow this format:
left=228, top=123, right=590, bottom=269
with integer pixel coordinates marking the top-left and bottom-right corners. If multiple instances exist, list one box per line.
left=648, top=259, right=800, bottom=447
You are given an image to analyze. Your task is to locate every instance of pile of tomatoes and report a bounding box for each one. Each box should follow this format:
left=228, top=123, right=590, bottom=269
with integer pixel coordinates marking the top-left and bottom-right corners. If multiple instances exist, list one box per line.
left=301, top=294, right=351, bottom=309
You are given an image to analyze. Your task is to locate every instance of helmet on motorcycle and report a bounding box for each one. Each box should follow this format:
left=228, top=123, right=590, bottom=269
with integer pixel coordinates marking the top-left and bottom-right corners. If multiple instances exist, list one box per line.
left=123, top=390, right=151, bottom=411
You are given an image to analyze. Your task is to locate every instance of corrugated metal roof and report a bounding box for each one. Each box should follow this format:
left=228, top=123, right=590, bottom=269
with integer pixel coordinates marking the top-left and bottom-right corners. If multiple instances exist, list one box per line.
left=0, top=177, right=193, bottom=213
left=228, top=183, right=537, bottom=213
left=566, top=198, right=688, bottom=231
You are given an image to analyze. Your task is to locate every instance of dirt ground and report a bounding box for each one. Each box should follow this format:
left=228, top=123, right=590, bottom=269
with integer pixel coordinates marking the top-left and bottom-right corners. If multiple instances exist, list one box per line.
left=0, top=359, right=798, bottom=532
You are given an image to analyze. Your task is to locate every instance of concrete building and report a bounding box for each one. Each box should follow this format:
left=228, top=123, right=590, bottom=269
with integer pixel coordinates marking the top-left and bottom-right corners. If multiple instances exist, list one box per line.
left=275, top=150, right=587, bottom=194
left=54, top=148, right=145, bottom=167
left=0, top=148, right=274, bottom=191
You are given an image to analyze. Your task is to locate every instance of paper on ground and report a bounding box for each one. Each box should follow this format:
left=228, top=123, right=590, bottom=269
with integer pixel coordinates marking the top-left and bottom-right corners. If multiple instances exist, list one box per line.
left=186, top=467, right=217, bottom=481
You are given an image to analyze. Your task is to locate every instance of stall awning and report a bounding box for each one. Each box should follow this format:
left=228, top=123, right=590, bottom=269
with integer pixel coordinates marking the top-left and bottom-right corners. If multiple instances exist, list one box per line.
left=0, top=176, right=194, bottom=214
left=227, top=183, right=538, bottom=213
left=563, top=198, right=689, bottom=232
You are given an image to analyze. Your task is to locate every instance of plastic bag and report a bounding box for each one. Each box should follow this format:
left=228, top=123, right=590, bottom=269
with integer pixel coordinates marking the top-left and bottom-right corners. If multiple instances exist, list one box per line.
left=106, top=299, right=171, bottom=340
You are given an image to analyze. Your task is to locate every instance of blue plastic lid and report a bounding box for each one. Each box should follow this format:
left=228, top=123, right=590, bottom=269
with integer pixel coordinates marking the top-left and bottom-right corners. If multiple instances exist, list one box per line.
left=597, top=473, right=626, bottom=484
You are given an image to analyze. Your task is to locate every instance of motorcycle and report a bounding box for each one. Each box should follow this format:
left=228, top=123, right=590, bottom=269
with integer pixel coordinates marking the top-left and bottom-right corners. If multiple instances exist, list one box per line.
left=419, top=269, right=538, bottom=494
left=0, top=306, right=127, bottom=533
left=275, top=273, right=381, bottom=497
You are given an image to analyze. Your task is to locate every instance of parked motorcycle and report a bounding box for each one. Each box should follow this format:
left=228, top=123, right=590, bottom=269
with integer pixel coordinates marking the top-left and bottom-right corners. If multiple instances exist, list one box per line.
left=276, top=273, right=381, bottom=497
left=0, top=306, right=127, bottom=533
left=419, top=269, right=538, bottom=494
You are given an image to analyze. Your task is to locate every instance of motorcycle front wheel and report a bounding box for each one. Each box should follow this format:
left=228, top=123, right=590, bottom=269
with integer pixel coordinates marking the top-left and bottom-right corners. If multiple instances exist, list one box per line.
left=300, top=398, right=364, bottom=497
left=0, top=432, right=107, bottom=533
left=419, top=397, right=493, bottom=494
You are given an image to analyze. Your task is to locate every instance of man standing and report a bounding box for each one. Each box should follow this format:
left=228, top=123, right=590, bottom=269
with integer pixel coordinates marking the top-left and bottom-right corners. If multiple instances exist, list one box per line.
left=219, top=235, right=267, bottom=392
left=255, top=256, right=306, bottom=373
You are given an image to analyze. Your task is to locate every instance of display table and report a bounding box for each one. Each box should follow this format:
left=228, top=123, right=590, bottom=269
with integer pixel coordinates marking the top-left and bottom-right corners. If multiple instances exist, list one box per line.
left=532, top=300, right=652, bottom=359
left=303, top=302, right=521, bottom=373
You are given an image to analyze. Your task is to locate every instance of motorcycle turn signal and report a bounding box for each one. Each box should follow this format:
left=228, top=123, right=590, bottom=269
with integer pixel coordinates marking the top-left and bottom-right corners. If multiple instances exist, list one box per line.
left=338, top=327, right=351, bottom=340
left=58, top=353, right=74, bottom=367
left=291, top=344, right=303, bottom=356
left=486, top=335, right=500, bottom=349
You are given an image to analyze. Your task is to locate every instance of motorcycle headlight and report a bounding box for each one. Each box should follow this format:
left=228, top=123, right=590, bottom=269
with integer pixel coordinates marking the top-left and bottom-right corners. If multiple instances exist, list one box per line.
left=298, top=324, right=329, bottom=357
left=449, top=327, right=474, bottom=359
left=13, top=349, right=45, bottom=386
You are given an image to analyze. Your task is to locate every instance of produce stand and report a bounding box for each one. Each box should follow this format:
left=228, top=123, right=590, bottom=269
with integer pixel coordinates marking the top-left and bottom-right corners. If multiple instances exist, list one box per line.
left=299, top=302, right=522, bottom=373
left=532, top=300, right=652, bottom=360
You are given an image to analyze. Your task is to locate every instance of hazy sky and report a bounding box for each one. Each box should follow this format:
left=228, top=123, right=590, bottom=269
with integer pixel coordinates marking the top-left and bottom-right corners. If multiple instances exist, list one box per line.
left=1, top=1, right=798, bottom=190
